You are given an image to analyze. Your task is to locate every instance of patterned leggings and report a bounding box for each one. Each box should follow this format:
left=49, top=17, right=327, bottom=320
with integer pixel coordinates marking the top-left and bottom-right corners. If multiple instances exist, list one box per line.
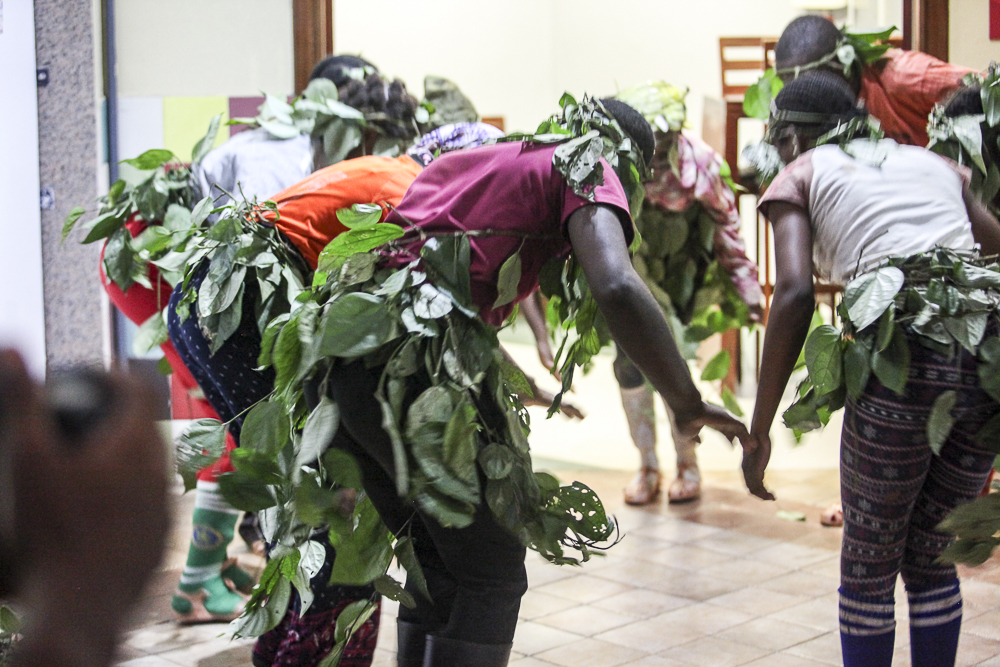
left=839, top=332, right=996, bottom=647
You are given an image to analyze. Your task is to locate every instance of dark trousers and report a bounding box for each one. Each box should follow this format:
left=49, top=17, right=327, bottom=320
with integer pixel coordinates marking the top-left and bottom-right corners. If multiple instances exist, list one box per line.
left=326, top=360, right=528, bottom=645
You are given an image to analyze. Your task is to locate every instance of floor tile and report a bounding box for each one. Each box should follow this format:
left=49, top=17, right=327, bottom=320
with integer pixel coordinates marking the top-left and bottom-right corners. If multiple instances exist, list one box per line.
left=512, top=621, right=582, bottom=656
left=125, top=622, right=230, bottom=655
left=534, top=637, right=648, bottom=667
left=594, top=615, right=706, bottom=654
left=956, top=633, right=1000, bottom=666
left=644, top=570, right=746, bottom=601
left=618, top=656, right=690, bottom=667
left=535, top=604, right=636, bottom=636
left=963, top=609, right=1000, bottom=641
left=769, top=594, right=841, bottom=632
left=750, top=542, right=838, bottom=570
left=707, top=586, right=812, bottom=615
left=698, top=558, right=793, bottom=587
left=647, top=602, right=754, bottom=635
left=741, top=654, right=829, bottom=667
left=758, top=570, right=839, bottom=598
left=590, top=560, right=689, bottom=590
left=518, top=590, right=582, bottom=620
left=116, top=658, right=179, bottom=667
left=692, top=530, right=781, bottom=557
left=590, top=589, right=693, bottom=618
left=782, top=632, right=843, bottom=666
left=534, top=574, right=634, bottom=603
left=634, top=543, right=737, bottom=571
left=659, top=635, right=769, bottom=666
left=715, top=616, right=826, bottom=651
left=510, top=658, right=560, bottom=667
left=630, top=520, right=721, bottom=544
left=154, top=637, right=254, bottom=666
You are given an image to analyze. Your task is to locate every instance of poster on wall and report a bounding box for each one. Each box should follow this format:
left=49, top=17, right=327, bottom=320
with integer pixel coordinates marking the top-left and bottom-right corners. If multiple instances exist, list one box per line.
left=993, top=0, right=1000, bottom=40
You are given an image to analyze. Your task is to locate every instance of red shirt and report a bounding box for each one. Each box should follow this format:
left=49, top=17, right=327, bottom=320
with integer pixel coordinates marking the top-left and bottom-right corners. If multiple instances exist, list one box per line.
left=383, top=142, right=632, bottom=326
left=862, top=49, right=976, bottom=147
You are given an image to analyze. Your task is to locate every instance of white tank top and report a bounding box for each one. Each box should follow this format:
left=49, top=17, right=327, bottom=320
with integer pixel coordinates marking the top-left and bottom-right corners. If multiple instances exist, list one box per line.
left=808, top=142, right=974, bottom=285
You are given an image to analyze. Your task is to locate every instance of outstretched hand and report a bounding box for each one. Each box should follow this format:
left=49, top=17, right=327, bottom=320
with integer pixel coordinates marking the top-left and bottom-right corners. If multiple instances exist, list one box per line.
left=675, top=401, right=750, bottom=446
left=741, top=430, right=775, bottom=501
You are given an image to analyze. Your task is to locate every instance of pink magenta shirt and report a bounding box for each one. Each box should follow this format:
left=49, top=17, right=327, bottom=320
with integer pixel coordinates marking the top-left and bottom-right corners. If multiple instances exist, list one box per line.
left=383, top=142, right=632, bottom=326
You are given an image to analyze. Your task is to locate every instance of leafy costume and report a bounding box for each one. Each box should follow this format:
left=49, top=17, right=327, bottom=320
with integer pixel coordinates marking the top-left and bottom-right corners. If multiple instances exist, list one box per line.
left=928, top=64, right=1000, bottom=214
left=760, top=116, right=999, bottom=665
left=175, top=95, right=639, bottom=664
left=65, top=118, right=258, bottom=622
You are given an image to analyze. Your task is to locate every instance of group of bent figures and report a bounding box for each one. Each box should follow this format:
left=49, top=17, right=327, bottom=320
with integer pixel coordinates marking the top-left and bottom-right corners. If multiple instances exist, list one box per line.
left=74, top=15, right=1000, bottom=667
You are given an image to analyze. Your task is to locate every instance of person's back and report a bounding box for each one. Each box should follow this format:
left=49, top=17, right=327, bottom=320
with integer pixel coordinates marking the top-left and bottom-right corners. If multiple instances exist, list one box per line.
left=791, top=141, right=973, bottom=283
left=861, top=49, right=975, bottom=146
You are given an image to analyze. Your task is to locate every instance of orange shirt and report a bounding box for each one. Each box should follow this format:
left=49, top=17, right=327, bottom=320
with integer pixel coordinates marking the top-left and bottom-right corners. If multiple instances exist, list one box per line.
left=269, top=155, right=423, bottom=268
left=861, top=49, right=976, bottom=147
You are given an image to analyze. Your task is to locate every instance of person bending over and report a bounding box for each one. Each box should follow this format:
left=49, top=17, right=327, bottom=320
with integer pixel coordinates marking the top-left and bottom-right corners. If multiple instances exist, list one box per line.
left=745, top=70, right=1000, bottom=667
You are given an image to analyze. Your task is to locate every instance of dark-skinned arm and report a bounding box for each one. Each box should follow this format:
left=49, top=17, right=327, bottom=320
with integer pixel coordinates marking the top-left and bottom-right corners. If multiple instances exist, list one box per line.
left=566, top=204, right=749, bottom=443
left=745, top=201, right=816, bottom=500
left=964, top=185, right=1000, bottom=256
left=520, top=289, right=557, bottom=375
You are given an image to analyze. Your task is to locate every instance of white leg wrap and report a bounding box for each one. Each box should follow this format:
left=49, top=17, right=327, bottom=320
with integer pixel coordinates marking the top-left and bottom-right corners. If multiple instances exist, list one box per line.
left=620, top=384, right=658, bottom=469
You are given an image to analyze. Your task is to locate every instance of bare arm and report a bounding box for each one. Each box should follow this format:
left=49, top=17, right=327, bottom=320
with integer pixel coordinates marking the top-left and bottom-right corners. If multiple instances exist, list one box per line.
left=567, top=205, right=749, bottom=442
left=964, top=185, right=1000, bottom=256
left=520, top=289, right=556, bottom=373
left=744, top=202, right=816, bottom=500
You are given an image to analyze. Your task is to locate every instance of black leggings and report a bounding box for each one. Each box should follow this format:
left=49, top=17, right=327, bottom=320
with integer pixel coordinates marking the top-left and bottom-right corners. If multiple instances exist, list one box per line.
left=325, top=360, right=528, bottom=645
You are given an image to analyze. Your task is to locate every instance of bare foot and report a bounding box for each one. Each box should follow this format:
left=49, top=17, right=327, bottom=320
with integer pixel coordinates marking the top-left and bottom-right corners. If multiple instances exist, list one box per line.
left=821, top=502, right=843, bottom=527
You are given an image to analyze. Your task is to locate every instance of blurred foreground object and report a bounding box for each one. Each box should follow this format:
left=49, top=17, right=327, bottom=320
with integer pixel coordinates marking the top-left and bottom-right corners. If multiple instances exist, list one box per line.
left=0, top=350, right=169, bottom=667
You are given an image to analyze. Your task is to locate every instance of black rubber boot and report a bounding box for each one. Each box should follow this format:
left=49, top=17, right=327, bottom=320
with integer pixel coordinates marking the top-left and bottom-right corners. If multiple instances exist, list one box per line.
left=422, top=635, right=512, bottom=667
left=396, top=621, right=428, bottom=667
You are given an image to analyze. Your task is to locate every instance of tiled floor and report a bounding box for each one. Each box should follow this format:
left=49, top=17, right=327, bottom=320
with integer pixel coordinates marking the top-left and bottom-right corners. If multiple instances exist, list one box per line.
left=116, top=468, right=1000, bottom=667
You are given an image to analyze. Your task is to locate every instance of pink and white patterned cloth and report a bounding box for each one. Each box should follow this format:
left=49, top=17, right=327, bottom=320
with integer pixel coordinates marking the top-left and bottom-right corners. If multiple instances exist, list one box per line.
left=644, top=131, right=764, bottom=310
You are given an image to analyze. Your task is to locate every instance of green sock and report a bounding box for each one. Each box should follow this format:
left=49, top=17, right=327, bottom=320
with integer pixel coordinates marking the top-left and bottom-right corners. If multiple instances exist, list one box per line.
left=175, top=481, right=244, bottom=614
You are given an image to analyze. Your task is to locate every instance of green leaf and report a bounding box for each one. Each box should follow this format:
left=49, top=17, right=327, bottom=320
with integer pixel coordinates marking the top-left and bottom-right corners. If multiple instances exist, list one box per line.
left=421, top=236, right=474, bottom=308
left=297, top=397, right=340, bottom=471
left=975, top=413, right=1000, bottom=454
left=441, top=402, right=480, bottom=489
left=162, top=203, right=194, bottom=233
left=776, top=510, right=807, bottom=522
left=132, top=225, right=174, bottom=254
left=322, top=117, right=365, bottom=165
left=844, top=337, right=873, bottom=400
left=493, top=251, right=522, bottom=309
left=334, top=599, right=378, bottom=645
left=979, top=337, right=1000, bottom=404
left=230, top=448, right=284, bottom=485
left=336, top=203, right=383, bottom=229
left=157, top=356, right=174, bottom=375
left=320, top=225, right=405, bottom=257
left=218, top=470, right=277, bottom=512
left=415, top=487, right=476, bottom=528
left=550, top=481, right=614, bottom=541
left=743, top=69, right=783, bottom=120
left=720, top=386, right=744, bottom=417
left=82, top=208, right=127, bottom=244
left=103, top=226, right=138, bottom=291
left=394, top=536, right=432, bottom=602
left=241, top=400, right=291, bottom=457
left=62, top=206, right=86, bottom=241
left=373, top=574, right=416, bottom=608
left=122, top=148, right=175, bottom=170
left=871, top=326, right=911, bottom=395
left=804, top=325, right=843, bottom=395
left=133, top=310, right=168, bottom=355
left=191, top=113, right=222, bottom=165
left=328, top=496, right=394, bottom=585
left=0, top=606, right=21, bottom=635
left=479, top=443, right=515, bottom=480
left=844, top=267, right=905, bottom=331
left=927, top=390, right=958, bottom=456
left=319, top=293, right=399, bottom=358
left=176, top=418, right=227, bottom=491
left=700, top=350, right=731, bottom=382
left=323, top=448, right=364, bottom=490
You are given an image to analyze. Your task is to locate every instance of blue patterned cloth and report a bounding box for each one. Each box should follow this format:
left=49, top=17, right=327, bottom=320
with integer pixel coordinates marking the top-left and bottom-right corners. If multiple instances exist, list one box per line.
left=406, top=122, right=505, bottom=166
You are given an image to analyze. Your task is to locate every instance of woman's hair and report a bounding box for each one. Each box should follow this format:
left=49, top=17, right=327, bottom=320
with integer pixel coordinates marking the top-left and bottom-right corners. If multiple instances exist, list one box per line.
left=599, top=98, right=656, bottom=165
left=775, top=16, right=842, bottom=73
left=771, top=70, right=869, bottom=137
left=309, top=55, right=378, bottom=89
left=944, top=85, right=984, bottom=117
left=339, top=73, right=421, bottom=139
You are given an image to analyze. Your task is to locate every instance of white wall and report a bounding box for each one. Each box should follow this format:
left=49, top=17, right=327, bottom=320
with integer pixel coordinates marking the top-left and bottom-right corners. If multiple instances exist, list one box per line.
left=0, top=0, right=46, bottom=377
left=950, top=0, right=1000, bottom=68
left=334, top=0, right=802, bottom=136
left=115, top=0, right=295, bottom=97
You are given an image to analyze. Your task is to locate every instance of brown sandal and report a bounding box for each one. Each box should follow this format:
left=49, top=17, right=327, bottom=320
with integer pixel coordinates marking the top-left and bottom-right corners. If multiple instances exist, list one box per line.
left=624, top=468, right=662, bottom=505
left=667, top=463, right=701, bottom=503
